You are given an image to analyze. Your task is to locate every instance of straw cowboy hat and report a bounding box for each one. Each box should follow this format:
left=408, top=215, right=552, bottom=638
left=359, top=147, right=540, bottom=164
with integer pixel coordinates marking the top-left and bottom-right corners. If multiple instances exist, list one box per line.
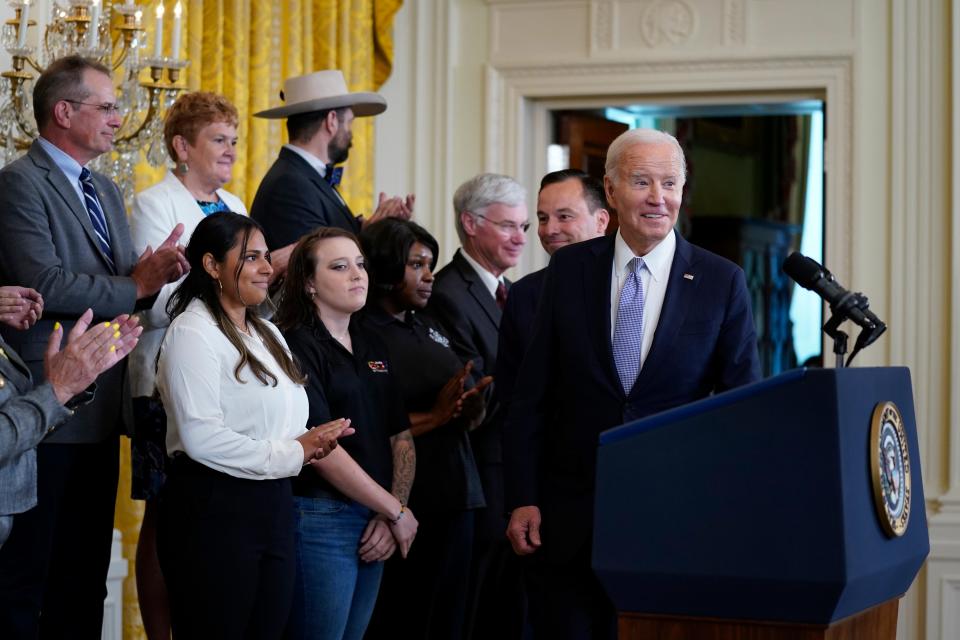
left=254, top=69, right=386, bottom=119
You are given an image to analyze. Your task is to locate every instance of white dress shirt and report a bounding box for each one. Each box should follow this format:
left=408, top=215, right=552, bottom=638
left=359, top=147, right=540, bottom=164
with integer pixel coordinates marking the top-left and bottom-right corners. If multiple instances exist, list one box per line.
left=460, top=248, right=505, bottom=298
left=157, top=299, right=309, bottom=480
left=610, top=229, right=677, bottom=371
left=128, top=171, right=247, bottom=398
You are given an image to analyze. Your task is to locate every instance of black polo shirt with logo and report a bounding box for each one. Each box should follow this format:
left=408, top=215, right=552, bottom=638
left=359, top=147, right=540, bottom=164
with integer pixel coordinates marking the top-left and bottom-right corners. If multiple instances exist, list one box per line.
left=284, top=316, right=409, bottom=498
left=360, top=306, right=485, bottom=513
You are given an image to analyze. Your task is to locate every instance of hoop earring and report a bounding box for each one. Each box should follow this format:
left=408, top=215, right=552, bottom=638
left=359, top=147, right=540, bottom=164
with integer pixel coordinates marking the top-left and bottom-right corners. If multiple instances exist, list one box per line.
left=216, top=278, right=223, bottom=295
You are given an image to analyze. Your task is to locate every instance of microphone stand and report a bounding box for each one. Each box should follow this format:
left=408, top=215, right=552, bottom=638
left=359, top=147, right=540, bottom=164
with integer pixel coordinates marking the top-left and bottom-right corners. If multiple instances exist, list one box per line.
left=820, top=290, right=885, bottom=368
left=822, top=312, right=849, bottom=369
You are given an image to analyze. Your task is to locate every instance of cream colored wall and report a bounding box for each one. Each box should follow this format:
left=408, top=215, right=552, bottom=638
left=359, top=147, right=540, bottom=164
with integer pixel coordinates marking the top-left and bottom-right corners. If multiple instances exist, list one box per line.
left=375, top=1, right=960, bottom=638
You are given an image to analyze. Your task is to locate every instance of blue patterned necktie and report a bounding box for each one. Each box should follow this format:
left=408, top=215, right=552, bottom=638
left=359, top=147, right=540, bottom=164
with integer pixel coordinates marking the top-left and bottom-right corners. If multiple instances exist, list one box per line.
left=79, top=167, right=115, bottom=270
left=612, top=256, right=646, bottom=393
left=324, top=164, right=344, bottom=187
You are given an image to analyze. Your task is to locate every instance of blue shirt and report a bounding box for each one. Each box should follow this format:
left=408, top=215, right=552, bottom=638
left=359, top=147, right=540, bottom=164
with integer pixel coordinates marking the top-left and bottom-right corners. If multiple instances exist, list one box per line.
left=36, top=137, right=86, bottom=207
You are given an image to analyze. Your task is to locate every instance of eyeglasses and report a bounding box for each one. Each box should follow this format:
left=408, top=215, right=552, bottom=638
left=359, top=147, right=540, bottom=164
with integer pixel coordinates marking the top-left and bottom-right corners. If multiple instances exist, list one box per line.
left=473, top=212, right=530, bottom=235
left=62, top=99, right=121, bottom=117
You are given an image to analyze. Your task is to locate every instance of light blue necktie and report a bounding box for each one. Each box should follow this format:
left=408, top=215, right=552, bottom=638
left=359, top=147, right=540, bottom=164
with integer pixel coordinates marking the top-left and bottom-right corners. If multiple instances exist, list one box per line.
left=612, top=256, right=645, bottom=393
left=79, top=167, right=115, bottom=271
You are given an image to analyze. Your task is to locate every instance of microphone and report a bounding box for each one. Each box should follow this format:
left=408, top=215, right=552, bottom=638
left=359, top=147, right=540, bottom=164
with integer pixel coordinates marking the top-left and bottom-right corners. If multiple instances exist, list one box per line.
left=783, top=252, right=886, bottom=351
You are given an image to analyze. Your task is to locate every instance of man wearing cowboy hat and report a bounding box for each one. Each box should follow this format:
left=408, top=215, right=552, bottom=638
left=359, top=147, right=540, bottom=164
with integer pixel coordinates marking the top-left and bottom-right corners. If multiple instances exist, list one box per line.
left=251, top=69, right=413, bottom=251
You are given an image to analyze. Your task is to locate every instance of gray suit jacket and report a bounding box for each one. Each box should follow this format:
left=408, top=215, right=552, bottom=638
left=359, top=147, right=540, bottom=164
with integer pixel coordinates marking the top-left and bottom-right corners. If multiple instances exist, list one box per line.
left=0, top=141, right=140, bottom=443
left=0, top=335, right=72, bottom=517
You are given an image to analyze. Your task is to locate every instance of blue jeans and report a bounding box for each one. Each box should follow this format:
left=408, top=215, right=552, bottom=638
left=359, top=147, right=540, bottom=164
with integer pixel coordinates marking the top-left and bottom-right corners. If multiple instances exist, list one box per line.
left=287, top=496, right=384, bottom=640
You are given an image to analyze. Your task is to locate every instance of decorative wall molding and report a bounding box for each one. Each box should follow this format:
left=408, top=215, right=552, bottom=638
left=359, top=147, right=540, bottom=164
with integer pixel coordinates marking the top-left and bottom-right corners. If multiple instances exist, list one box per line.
left=724, top=0, right=746, bottom=46
left=947, top=0, right=960, bottom=512
left=484, top=55, right=853, bottom=281
left=104, top=530, right=127, bottom=640
left=640, top=0, right=697, bottom=48
left=591, top=1, right=615, bottom=52
left=488, top=0, right=853, bottom=63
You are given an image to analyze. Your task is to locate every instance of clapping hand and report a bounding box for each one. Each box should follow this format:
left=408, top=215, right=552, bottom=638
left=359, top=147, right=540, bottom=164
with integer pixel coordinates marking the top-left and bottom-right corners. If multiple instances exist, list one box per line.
left=298, top=418, right=354, bottom=463
left=131, top=223, right=191, bottom=299
left=430, top=361, right=493, bottom=427
left=460, top=373, right=493, bottom=426
left=44, top=309, right=142, bottom=405
left=362, top=192, right=415, bottom=227
left=0, top=286, right=43, bottom=330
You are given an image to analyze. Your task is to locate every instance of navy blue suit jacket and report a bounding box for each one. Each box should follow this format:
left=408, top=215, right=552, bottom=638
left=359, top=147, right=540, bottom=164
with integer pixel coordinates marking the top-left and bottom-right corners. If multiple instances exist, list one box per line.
left=502, top=230, right=760, bottom=565
left=250, top=147, right=360, bottom=250
left=495, top=267, right=546, bottom=408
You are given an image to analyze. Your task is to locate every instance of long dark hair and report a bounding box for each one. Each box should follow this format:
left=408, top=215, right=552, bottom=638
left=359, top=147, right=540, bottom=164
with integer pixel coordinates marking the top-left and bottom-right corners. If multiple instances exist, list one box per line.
left=274, top=226, right=362, bottom=331
left=167, top=212, right=305, bottom=386
left=359, top=218, right=439, bottom=298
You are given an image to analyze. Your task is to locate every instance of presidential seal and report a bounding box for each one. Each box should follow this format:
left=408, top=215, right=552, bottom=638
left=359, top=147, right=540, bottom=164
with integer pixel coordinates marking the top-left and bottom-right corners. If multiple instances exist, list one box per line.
left=870, top=402, right=912, bottom=537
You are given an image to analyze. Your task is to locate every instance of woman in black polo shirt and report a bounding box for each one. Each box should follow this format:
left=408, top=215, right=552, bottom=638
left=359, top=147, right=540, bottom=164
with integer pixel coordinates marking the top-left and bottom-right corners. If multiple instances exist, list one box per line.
left=360, top=219, right=492, bottom=640
left=275, top=227, right=419, bottom=640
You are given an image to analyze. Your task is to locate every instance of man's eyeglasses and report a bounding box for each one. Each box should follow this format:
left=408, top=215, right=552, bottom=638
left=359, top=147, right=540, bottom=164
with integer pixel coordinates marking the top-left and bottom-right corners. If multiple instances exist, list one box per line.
left=473, top=212, right=530, bottom=235
left=63, top=99, right=121, bottom=117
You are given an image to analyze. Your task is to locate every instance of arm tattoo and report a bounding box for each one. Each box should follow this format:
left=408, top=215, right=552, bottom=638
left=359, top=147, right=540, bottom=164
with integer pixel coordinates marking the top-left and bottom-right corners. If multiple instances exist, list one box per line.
left=390, top=430, right=416, bottom=504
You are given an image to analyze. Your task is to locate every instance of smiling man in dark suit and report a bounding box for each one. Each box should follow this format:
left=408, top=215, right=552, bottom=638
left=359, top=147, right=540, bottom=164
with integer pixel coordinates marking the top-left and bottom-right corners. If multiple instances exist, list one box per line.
left=427, top=172, right=529, bottom=638
left=503, top=129, right=761, bottom=639
left=495, top=169, right=609, bottom=404
left=251, top=69, right=413, bottom=271
left=0, top=55, right=187, bottom=638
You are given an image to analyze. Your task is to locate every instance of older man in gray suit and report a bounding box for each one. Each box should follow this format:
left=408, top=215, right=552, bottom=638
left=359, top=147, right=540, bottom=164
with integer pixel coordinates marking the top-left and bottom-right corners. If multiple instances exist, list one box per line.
left=0, top=56, right=187, bottom=638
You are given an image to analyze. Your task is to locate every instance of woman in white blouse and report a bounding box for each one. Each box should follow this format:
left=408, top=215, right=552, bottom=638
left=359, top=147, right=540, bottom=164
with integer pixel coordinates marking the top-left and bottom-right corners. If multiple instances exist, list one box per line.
left=156, top=212, right=351, bottom=638
left=128, top=91, right=248, bottom=639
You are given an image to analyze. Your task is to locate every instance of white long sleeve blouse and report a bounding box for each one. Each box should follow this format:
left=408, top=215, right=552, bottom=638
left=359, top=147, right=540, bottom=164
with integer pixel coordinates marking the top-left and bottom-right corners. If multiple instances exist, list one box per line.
left=128, top=171, right=248, bottom=398
left=157, top=299, right=308, bottom=480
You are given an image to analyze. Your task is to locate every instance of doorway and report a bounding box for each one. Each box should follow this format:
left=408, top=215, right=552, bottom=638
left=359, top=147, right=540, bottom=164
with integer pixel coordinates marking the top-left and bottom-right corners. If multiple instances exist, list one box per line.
left=547, top=101, right=825, bottom=377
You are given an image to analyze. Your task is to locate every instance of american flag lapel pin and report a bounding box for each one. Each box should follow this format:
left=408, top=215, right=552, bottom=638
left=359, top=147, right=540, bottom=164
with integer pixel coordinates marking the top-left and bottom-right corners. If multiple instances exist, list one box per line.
left=683, top=273, right=695, bottom=281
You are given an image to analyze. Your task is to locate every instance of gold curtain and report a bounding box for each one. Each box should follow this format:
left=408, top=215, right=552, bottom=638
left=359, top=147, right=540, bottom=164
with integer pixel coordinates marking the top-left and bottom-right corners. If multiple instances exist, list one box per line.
left=115, top=1, right=402, bottom=637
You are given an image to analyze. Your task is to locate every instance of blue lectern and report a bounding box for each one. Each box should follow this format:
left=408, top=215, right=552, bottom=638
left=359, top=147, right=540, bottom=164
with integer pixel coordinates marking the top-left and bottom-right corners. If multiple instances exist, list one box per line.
left=594, top=367, right=928, bottom=639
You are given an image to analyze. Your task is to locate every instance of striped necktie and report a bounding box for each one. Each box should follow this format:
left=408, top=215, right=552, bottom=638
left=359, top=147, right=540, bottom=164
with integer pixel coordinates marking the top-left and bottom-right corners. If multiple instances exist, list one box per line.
left=79, top=167, right=115, bottom=271
left=612, top=256, right=645, bottom=393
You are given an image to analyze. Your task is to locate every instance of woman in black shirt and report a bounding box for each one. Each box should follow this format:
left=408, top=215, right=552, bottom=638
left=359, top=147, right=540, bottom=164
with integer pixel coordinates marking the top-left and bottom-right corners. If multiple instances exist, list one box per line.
left=361, top=219, right=492, bottom=640
left=276, top=227, right=418, bottom=640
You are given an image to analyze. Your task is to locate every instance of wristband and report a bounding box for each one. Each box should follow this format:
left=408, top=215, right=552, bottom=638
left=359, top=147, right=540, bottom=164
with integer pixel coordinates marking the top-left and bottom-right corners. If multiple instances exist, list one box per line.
left=390, top=505, right=406, bottom=525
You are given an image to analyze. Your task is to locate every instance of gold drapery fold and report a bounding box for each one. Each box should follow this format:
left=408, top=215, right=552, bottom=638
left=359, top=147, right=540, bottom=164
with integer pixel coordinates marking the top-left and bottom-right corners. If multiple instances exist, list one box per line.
left=118, top=1, right=402, bottom=636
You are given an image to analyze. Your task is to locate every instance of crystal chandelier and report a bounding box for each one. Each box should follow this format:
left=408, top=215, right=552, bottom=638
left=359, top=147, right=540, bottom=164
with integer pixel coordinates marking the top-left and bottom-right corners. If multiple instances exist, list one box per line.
left=0, top=0, right=188, bottom=205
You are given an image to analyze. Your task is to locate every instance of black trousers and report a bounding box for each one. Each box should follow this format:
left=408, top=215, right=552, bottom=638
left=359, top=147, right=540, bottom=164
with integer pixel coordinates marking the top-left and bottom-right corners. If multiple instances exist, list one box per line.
left=0, top=439, right=120, bottom=640
left=157, top=458, right=296, bottom=640
left=524, top=551, right=617, bottom=640
left=367, top=509, right=475, bottom=640
left=465, top=462, right=526, bottom=640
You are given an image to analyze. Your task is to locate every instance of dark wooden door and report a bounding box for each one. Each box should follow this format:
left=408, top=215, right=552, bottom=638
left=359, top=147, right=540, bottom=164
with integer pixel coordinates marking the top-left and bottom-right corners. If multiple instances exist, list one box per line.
left=556, top=113, right=627, bottom=233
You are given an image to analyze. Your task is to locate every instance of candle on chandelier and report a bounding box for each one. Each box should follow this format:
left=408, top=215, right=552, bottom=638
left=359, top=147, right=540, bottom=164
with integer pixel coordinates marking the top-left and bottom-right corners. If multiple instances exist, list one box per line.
left=17, top=0, right=30, bottom=48
left=171, top=2, right=182, bottom=61
left=135, top=9, right=142, bottom=27
left=89, top=0, right=100, bottom=49
left=153, top=2, right=165, bottom=58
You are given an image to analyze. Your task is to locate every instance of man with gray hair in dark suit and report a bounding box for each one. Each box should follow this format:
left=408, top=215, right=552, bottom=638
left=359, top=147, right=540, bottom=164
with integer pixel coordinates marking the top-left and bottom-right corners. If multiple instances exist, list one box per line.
left=427, top=172, right=530, bottom=639
left=0, top=55, right=188, bottom=638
